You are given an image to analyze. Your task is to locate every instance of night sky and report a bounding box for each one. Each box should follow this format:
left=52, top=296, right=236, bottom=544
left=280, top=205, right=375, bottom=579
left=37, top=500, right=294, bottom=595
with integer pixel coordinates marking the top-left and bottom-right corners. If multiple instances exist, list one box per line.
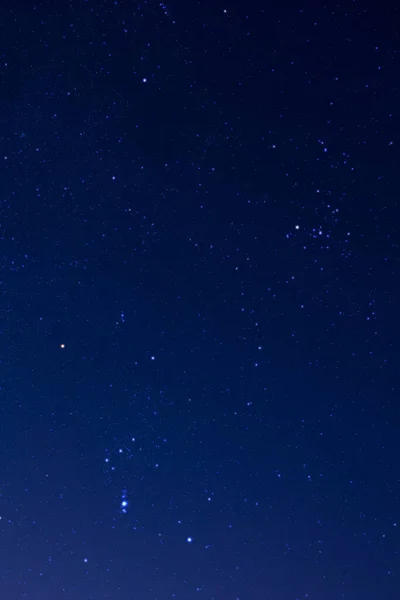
left=1, top=1, right=399, bottom=599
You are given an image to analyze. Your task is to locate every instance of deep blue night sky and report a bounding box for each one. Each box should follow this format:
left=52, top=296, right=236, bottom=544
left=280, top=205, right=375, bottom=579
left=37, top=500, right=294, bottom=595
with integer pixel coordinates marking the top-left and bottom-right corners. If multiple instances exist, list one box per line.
left=0, top=1, right=399, bottom=598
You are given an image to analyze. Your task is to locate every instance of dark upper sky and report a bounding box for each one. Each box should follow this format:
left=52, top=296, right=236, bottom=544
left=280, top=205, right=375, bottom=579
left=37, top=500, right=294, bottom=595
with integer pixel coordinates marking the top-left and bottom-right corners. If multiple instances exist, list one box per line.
left=0, top=0, right=399, bottom=598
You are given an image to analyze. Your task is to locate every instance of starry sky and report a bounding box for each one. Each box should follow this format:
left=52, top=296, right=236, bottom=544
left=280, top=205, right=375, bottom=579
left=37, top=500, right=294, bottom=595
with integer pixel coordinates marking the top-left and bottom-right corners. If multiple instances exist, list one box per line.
left=0, top=1, right=399, bottom=599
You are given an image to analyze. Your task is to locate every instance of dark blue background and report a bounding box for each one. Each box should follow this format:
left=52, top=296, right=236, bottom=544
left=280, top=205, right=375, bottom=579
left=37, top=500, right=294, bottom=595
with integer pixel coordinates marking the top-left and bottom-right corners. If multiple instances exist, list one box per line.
left=0, top=1, right=398, bottom=598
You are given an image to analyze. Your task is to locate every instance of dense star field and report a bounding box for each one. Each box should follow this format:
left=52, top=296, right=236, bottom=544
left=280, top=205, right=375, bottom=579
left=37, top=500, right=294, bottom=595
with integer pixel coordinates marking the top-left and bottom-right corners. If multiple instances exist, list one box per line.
left=0, top=1, right=399, bottom=599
